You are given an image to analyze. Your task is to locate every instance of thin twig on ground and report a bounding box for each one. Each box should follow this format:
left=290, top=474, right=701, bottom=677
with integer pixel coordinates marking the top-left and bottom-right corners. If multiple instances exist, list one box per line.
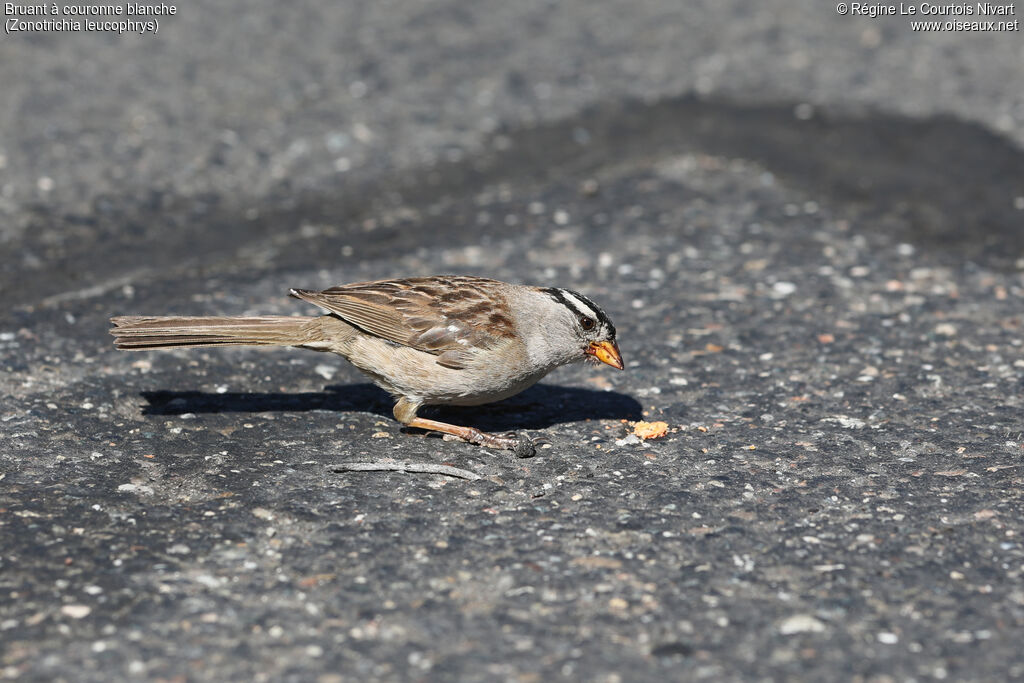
left=332, top=461, right=482, bottom=480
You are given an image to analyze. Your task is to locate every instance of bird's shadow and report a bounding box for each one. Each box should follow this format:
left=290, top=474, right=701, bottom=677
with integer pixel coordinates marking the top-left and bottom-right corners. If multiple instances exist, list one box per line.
left=140, top=382, right=642, bottom=431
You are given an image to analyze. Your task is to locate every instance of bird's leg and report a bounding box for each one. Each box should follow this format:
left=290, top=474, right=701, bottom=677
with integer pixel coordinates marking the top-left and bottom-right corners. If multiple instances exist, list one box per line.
left=393, top=398, right=536, bottom=457
left=406, top=416, right=523, bottom=450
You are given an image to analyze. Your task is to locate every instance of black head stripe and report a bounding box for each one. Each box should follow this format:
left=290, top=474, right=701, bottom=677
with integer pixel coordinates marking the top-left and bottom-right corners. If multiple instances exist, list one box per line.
left=542, top=287, right=616, bottom=337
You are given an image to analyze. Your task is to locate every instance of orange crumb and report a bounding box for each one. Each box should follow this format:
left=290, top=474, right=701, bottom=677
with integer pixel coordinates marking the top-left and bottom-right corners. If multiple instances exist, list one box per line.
left=632, top=421, right=669, bottom=440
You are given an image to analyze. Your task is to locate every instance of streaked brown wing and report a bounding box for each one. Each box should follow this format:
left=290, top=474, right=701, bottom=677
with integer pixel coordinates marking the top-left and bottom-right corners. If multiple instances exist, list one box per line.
left=289, top=276, right=516, bottom=369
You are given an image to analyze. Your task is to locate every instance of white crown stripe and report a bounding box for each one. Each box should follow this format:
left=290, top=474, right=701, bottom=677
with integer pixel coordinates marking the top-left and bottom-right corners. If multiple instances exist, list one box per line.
left=557, top=289, right=599, bottom=318
left=541, top=286, right=615, bottom=337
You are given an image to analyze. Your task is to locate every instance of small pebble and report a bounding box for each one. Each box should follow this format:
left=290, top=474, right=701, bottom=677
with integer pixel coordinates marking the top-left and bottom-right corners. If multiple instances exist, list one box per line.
left=315, top=364, right=336, bottom=380
left=60, top=605, right=91, bottom=619
left=117, top=483, right=154, bottom=496
left=778, top=614, right=825, bottom=634
left=771, top=281, right=796, bottom=298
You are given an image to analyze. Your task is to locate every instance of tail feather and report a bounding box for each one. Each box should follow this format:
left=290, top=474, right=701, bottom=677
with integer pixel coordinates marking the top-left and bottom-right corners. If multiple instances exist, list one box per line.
left=110, top=316, right=321, bottom=350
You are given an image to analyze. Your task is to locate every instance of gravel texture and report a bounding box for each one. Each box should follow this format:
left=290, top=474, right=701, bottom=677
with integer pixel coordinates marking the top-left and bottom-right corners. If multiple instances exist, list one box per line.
left=2, top=1, right=1023, bottom=681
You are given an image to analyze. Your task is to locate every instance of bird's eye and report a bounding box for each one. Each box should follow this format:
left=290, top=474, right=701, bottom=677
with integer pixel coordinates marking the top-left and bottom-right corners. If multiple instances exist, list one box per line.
left=579, top=316, right=596, bottom=331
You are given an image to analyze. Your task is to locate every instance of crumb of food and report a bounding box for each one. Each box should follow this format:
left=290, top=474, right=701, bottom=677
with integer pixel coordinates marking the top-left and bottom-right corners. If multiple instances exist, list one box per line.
left=632, top=421, right=669, bottom=440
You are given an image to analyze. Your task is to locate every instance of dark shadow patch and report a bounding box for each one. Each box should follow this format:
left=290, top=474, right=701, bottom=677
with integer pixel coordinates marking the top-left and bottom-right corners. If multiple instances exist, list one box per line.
left=16, top=94, right=1024, bottom=309
left=431, top=383, right=643, bottom=431
left=489, top=96, right=1024, bottom=268
left=141, top=383, right=394, bottom=418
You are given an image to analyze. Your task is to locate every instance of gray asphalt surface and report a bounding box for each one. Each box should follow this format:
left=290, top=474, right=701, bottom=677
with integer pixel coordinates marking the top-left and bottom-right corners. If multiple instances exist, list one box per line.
left=2, top=1, right=1024, bottom=680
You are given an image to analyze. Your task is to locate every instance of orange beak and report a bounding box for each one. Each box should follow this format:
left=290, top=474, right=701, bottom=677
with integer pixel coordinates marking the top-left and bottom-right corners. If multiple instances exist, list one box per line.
left=586, top=340, right=624, bottom=370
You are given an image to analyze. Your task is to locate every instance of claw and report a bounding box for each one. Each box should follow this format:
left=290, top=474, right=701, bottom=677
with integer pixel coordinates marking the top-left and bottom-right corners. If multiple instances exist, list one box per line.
left=464, top=430, right=537, bottom=458
left=512, top=436, right=536, bottom=458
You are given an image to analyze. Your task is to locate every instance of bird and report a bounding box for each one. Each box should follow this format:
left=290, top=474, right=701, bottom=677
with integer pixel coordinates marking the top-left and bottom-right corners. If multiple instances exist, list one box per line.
left=110, top=275, right=623, bottom=456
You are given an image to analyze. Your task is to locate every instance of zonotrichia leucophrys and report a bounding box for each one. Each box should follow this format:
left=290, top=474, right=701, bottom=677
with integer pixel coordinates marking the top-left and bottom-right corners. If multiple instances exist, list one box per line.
left=111, top=276, right=623, bottom=455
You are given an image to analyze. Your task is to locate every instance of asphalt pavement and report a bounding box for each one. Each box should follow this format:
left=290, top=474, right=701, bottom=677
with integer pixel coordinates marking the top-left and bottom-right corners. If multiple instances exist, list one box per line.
left=2, top=1, right=1023, bottom=680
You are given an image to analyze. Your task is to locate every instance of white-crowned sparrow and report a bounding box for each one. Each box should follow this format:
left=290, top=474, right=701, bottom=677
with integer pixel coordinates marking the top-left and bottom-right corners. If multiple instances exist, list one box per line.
left=111, top=276, right=623, bottom=455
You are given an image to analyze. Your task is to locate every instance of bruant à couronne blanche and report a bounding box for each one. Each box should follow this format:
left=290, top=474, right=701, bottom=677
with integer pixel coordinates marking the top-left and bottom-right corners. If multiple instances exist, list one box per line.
left=4, top=3, right=176, bottom=15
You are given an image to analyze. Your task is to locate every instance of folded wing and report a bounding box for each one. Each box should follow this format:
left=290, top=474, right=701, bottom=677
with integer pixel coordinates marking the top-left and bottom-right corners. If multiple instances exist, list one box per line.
left=289, top=276, right=515, bottom=369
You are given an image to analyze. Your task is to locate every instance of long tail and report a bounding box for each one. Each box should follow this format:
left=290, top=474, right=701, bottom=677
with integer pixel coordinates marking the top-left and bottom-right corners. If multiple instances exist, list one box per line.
left=110, top=316, right=323, bottom=350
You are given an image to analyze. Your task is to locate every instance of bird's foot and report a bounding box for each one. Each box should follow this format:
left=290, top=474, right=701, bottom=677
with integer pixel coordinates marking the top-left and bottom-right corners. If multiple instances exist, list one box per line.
left=470, top=430, right=537, bottom=458
left=406, top=417, right=538, bottom=457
